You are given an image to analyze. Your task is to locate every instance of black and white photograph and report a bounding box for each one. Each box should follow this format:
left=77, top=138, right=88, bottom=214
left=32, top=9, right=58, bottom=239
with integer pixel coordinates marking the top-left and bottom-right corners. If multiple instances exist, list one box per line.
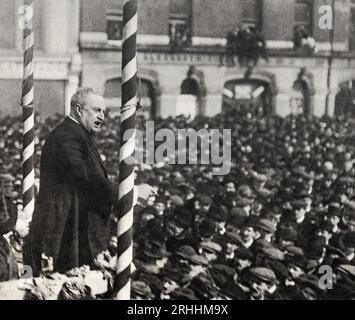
left=0, top=0, right=355, bottom=303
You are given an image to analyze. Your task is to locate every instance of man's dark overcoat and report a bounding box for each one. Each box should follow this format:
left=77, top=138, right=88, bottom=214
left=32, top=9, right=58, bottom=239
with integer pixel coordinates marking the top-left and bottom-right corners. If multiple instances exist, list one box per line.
left=24, top=117, right=117, bottom=275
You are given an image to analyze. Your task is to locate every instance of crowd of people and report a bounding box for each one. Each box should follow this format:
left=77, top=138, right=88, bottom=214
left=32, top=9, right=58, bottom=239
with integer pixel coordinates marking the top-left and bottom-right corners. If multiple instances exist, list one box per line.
left=2, top=107, right=355, bottom=299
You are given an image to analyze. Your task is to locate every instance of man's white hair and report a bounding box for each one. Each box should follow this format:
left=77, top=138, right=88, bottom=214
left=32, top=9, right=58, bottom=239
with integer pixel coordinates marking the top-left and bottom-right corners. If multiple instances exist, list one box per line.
left=70, top=87, right=96, bottom=112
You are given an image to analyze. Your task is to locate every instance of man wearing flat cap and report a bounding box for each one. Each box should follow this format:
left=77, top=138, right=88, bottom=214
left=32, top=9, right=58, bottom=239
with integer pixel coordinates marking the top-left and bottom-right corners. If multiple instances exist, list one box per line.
left=243, top=267, right=278, bottom=300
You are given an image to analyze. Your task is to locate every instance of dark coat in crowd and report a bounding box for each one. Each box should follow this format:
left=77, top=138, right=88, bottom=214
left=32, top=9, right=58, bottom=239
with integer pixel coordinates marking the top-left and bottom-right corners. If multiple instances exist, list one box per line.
left=0, top=191, right=18, bottom=281
left=24, top=117, right=117, bottom=276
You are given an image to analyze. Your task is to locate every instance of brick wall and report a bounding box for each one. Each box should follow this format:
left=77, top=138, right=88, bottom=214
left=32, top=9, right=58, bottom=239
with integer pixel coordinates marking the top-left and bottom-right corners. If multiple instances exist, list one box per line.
left=263, top=0, right=295, bottom=41
left=138, top=0, right=169, bottom=35
left=192, top=0, right=242, bottom=38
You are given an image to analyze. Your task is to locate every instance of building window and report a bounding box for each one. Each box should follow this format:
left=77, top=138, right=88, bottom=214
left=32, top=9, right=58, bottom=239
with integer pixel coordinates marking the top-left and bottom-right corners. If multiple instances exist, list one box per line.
left=241, top=0, right=262, bottom=29
left=295, top=0, right=313, bottom=36
left=168, top=0, right=191, bottom=49
left=106, top=10, right=123, bottom=41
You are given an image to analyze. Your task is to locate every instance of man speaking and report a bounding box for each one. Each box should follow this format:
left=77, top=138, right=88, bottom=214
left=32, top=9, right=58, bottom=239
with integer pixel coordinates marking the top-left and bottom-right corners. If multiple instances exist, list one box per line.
left=24, top=87, right=152, bottom=276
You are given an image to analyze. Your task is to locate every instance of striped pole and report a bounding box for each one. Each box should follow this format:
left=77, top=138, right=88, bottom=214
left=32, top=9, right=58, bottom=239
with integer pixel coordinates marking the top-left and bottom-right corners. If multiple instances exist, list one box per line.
left=114, top=0, right=137, bottom=300
left=21, top=4, right=35, bottom=221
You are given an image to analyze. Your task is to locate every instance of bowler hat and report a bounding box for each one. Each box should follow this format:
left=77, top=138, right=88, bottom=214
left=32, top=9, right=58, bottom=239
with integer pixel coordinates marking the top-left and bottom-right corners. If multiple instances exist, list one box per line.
left=198, top=218, right=217, bottom=238
left=234, top=247, right=254, bottom=261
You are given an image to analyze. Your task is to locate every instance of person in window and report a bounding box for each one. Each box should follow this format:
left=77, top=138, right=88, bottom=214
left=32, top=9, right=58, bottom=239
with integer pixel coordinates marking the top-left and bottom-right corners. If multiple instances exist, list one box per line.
left=180, top=66, right=201, bottom=98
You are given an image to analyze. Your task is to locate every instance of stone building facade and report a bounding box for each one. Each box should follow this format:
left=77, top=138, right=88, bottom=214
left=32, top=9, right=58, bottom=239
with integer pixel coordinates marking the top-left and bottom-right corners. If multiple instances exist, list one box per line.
left=0, top=0, right=81, bottom=118
left=1, top=0, right=355, bottom=118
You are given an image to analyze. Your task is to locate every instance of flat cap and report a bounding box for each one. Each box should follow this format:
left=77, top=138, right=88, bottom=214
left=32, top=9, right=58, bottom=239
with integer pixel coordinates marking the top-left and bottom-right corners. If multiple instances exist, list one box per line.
left=257, top=218, right=277, bottom=234
left=248, top=267, right=277, bottom=284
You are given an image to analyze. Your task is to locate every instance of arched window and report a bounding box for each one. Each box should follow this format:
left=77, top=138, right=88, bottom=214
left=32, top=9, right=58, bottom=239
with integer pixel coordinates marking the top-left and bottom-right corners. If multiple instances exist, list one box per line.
left=241, top=0, right=262, bottom=30
left=222, top=79, right=272, bottom=115
left=168, top=0, right=191, bottom=49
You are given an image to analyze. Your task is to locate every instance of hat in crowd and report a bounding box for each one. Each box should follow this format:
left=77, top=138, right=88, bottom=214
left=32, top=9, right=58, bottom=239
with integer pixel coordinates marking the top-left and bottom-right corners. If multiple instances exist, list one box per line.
left=337, top=176, right=355, bottom=186
left=133, top=272, right=163, bottom=297
left=304, top=236, right=327, bottom=260
left=142, top=240, right=171, bottom=260
left=253, top=239, right=274, bottom=255
left=211, top=264, right=237, bottom=288
left=342, top=206, right=355, bottom=220
left=199, top=241, right=222, bottom=254
left=234, top=247, right=254, bottom=262
left=261, top=247, right=285, bottom=261
left=295, top=274, right=323, bottom=295
left=285, top=253, right=308, bottom=270
left=230, top=207, right=248, bottom=218
left=265, top=260, right=290, bottom=281
left=188, top=275, right=217, bottom=300
left=236, top=196, right=254, bottom=207
left=292, top=166, right=315, bottom=180
left=198, top=194, right=213, bottom=206
left=327, top=203, right=342, bottom=217
left=291, top=199, right=308, bottom=210
left=242, top=215, right=259, bottom=228
left=238, top=185, right=256, bottom=199
left=285, top=245, right=304, bottom=257
left=176, top=245, right=208, bottom=266
left=341, top=232, right=355, bottom=249
left=173, top=176, right=186, bottom=185
left=257, top=219, right=276, bottom=234
left=169, top=195, right=184, bottom=206
left=208, top=204, right=228, bottom=222
left=246, top=267, right=277, bottom=285
left=170, top=287, right=198, bottom=300
left=227, top=210, right=246, bottom=227
left=131, top=281, right=154, bottom=299
left=335, top=264, right=355, bottom=279
left=198, top=218, right=217, bottom=238
left=173, top=207, right=192, bottom=228
left=294, top=188, right=313, bottom=199
left=279, top=227, right=298, bottom=243
left=225, top=231, right=244, bottom=246
left=253, top=173, right=268, bottom=182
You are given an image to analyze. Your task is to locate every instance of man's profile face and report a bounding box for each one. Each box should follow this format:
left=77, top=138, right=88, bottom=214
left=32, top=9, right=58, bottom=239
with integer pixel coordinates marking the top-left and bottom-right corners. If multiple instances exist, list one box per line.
left=78, top=93, right=106, bottom=134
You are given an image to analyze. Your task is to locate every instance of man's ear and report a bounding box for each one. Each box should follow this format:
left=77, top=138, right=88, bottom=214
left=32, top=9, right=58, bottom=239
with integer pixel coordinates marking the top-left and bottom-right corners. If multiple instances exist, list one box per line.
left=76, top=104, right=82, bottom=115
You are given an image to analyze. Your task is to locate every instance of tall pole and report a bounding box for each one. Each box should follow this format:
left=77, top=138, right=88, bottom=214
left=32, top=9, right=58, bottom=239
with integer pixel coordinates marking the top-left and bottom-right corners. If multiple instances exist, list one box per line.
left=115, top=0, right=137, bottom=300
left=21, top=3, right=35, bottom=221
left=325, top=0, right=335, bottom=116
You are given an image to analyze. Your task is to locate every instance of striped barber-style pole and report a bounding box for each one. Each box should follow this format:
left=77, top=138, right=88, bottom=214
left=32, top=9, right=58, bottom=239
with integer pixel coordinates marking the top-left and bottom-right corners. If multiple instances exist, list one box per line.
left=115, top=0, right=137, bottom=300
left=21, top=4, right=35, bottom=221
